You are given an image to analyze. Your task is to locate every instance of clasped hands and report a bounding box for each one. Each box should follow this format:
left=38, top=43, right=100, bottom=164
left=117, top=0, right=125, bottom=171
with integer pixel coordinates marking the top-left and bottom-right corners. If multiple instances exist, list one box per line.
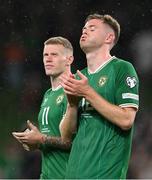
left=60, top=70, right=91, bottom=106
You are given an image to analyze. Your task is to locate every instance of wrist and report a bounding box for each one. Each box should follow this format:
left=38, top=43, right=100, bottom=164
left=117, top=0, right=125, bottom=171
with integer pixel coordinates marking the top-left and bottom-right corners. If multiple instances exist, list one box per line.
left=41, top=134, right=48, bottom=144
left=83, top=86, right=94, bottom=100
left=38, top=134, right=48, bottom=150
left=67, top=103, right=78, bottom=108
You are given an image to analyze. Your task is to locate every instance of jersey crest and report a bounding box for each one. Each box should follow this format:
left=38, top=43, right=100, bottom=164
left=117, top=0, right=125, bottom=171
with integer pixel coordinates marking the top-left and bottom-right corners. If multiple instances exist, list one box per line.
left=56, top=94, right=64, bottom=104
left=98, top=76, right=108, bottom=87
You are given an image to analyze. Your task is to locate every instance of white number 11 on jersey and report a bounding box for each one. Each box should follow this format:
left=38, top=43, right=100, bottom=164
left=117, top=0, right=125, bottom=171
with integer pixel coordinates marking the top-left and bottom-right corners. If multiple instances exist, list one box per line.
left=42, top=107, right=50, bottom=125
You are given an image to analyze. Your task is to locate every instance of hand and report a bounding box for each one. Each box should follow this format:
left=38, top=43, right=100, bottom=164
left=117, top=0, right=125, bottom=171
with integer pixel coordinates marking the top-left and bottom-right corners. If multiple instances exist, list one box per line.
left=59, top=73, right=79, bottom=106
left=60, top=70, right=91, bottom=97
left=12, top=120, right=45, bottom=145
left=12, top=128, right=30, bottom=144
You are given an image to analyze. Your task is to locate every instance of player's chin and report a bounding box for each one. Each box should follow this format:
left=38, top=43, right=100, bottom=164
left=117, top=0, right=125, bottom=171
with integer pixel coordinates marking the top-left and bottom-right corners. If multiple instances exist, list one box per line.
left=45, top=71, right=53, bottom=76
left=80, top=45, right=89, bottom=53
left=80, top=42, right=89, bottom=49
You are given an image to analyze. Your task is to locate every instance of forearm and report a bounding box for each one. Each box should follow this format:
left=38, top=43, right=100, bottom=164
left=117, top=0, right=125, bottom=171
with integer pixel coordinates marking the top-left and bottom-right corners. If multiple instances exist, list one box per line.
left=41, top=135, right=71, bottom=150
left=84, top=87, right=136, bottom=130
left=59, top=104, right=78, bottom=141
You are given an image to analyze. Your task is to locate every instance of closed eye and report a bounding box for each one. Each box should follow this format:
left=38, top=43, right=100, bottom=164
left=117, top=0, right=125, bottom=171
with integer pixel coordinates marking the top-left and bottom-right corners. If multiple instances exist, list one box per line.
left=51, top=53, right=58, bottom=56
left=89, top=25, right=96, bottom=31
left=82, top=25, right=96, bottom=32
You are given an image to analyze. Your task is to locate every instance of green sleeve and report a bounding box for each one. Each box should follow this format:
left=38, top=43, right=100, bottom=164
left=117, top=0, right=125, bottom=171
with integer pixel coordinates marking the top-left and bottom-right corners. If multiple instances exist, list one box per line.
left=115, top=61, right=139, bottom=109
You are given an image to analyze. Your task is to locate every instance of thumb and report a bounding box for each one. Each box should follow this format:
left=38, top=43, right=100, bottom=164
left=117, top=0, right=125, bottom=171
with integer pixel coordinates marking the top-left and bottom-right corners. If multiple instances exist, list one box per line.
left=77, top=70, right=87, bottom=80
left=27, top=120, right=35, bottom=130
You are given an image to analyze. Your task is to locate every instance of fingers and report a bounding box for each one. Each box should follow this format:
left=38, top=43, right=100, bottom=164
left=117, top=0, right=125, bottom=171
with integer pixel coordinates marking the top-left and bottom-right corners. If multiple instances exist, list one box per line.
left=12, top=132, right=26, bottom=137
left=12, top=132, right=27, bottom=145
left=60, top=77, right=74, bottom=89
left=12, top=127, right=31, bottom=141
left=22, top=143, right=30, bottom=151
left=12, top=131, right=30, bottom=141
left=64, top=90, right=76, bottom=95
left=12, top=133, right=22, bottom=144
left=13, top=131, right=30, bottom=150
left=12, top=132, right=27, bottom=143
left=24, top=128, right=30, bottom=133
left=77, top=70, right=87, bottom=80
left=60, top=75, right=73, bottom=85
left=27, top=120, right=35, bottom=130
left=60, top=76, right=76, bottom=94
left=60, top=73, right=80, bottom=89
left=60, top=71, right=88, bottom=97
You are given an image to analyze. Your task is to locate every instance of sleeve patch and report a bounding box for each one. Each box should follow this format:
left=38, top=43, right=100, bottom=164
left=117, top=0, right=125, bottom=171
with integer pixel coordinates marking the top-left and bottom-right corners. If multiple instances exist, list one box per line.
left=126, top=76, right=137, bottom=88
left=122, top=93, right=139, bottom=100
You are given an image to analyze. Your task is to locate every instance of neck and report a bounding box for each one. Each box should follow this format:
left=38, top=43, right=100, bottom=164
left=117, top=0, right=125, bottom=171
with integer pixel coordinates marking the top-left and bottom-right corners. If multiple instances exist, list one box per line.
left=50, top=68, right=71, bottom=90
left=86, top=46, right=112, bottom=72
left=50, top=76, right=61, bottom=90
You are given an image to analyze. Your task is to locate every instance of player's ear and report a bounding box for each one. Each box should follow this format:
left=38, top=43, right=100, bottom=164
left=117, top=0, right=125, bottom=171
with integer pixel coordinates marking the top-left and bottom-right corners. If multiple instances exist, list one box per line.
left=105, top=32, right=115, bottom=44
left=66, top=55, right=74, bottom=66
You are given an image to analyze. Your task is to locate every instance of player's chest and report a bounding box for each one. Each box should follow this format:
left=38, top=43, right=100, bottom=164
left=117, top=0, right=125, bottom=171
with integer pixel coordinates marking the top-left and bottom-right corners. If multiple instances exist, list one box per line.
left=38, top=93, right=65, bottom=133
left=87, top=71, right=116, bottom=98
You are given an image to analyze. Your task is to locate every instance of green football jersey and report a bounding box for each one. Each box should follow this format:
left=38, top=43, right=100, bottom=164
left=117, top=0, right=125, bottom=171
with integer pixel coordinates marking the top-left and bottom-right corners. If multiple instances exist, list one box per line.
left=66, top=57, right=139, bottom=179
left=38, top=87, right=69, bottom=179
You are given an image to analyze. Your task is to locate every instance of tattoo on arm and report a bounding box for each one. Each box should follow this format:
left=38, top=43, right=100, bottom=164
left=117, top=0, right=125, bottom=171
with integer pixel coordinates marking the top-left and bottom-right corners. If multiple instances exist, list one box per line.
left=44, top=136, right=72, bottom=150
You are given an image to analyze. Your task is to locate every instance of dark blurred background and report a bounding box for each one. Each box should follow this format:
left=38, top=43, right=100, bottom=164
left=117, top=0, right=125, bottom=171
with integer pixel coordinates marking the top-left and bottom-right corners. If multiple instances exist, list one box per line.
left=0, top=0, right=152, bottom=178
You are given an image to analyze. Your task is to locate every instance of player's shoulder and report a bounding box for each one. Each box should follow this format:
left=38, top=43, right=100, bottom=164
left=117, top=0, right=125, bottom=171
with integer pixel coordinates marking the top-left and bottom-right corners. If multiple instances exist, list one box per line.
left=45, top=88, right=51, bottom=93
left=43, top=88, right=51, bottom=96
left=113, top=57, right=135, bottom=70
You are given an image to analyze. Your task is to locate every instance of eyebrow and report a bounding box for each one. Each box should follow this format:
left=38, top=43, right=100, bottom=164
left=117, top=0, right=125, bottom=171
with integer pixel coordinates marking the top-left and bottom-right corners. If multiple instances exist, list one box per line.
left=83, top=24, right=96, bottom=30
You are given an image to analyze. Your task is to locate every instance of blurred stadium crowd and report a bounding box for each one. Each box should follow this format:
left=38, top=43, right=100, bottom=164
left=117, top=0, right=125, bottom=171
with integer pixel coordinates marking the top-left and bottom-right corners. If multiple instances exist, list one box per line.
left=0, top=0, right=152, bottom=178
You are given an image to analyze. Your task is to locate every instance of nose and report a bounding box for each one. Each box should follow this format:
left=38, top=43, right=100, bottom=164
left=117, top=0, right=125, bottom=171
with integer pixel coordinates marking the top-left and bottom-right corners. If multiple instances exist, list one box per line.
left=44, top=55, right=53, bottom=63
left=82, top=28, right=88, bottom=35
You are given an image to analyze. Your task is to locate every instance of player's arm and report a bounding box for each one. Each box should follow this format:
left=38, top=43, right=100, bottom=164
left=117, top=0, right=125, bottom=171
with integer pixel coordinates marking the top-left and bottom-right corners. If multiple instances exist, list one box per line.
left=61, top=70, right=138, bottom=130
left=59, top=103, right=78, bottom=142
left=84, top=87, right=137, bottom=130
left=40, top=135, right=72, bottom=150
left=12, top=120, right=72, bottom=150
left=59, top=74, right=79, bottom=141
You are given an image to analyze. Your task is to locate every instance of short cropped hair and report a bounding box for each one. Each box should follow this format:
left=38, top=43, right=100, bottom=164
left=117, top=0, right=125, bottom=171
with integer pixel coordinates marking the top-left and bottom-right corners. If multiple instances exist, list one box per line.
left=44, top=36, right=73, bottom=54
left=85, top=14, right=120, bottom=44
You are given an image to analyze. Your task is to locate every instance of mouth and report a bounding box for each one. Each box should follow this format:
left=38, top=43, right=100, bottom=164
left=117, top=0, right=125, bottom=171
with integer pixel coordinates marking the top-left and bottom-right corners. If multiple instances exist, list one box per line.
left=45, top=65, right=54, bottom=69
left=80, top=35, right=87, bottom=42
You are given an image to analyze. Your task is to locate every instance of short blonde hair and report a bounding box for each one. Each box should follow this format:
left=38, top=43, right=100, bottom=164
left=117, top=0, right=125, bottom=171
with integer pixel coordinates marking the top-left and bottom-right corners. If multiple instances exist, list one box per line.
left=85, top=14, right=120, bottom=44
left=44, top=36, right=73, bottom=54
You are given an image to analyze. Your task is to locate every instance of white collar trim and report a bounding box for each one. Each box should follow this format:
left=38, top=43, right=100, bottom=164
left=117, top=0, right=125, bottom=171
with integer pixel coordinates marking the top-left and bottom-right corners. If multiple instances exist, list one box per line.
left=52, top=85, right=62, bottom=91
left=88, top=56, right=115, bottom=74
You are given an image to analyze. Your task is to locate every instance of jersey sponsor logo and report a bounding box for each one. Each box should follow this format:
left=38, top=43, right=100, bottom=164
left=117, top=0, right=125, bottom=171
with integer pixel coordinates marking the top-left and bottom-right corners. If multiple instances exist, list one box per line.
left=98, top=76, right=108, bottom=87
left=56, top=94, right=64, bottom=104
left=126, top=76, right=137, bottom=88
left=122, top=93, right=139, bottom=100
